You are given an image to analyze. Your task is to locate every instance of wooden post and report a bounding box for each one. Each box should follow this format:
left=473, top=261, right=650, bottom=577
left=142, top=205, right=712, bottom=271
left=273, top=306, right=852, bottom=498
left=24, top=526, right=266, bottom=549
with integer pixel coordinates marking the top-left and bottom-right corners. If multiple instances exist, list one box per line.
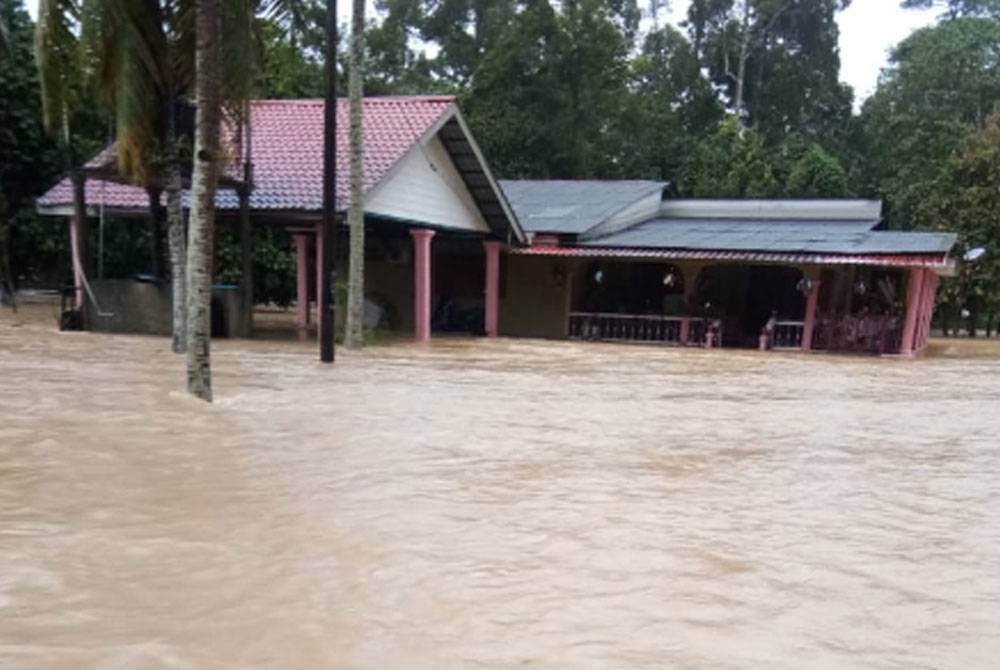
left=70, top=171, right=88, bottom=320
left=294, top=233, right=311, bottom=332
left=238, top=186, right=254, bottom=337
left=900, top=267, right=926, bottom=356
left=802, top=280, right=821, bottom=352
left=410, top=229, right=435, bottom=342
left=315, top=223, right=325, bottom=340
left=319, top=0, right=338, bottom=363
left=483, top=240, right=501, bottom=337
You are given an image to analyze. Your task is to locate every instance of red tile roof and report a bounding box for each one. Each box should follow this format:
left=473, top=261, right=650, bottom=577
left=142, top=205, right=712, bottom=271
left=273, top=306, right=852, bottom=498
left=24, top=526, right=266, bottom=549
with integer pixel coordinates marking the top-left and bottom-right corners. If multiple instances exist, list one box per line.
left=37, top=96, right=456, bottom=213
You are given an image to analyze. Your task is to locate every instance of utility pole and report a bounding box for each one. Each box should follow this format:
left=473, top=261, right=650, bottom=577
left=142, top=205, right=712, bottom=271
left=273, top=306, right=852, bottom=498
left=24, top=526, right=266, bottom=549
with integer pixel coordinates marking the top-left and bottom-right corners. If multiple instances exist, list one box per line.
left=320, top=0, right=338, bottom=362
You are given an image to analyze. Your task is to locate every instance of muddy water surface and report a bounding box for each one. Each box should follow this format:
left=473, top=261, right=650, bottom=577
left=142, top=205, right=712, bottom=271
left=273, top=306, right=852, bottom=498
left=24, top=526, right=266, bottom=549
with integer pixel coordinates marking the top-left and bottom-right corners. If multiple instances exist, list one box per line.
left=1, top=302, right=999, bottom=668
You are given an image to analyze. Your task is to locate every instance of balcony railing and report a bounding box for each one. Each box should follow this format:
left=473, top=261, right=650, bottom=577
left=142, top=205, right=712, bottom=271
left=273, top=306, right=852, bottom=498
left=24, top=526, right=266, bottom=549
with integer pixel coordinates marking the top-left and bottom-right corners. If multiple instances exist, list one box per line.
left=567, top=312, right=715, bottom=346
left=771, top=320, right=805, bottom=350
left=812, top=315, right=902, bottom=355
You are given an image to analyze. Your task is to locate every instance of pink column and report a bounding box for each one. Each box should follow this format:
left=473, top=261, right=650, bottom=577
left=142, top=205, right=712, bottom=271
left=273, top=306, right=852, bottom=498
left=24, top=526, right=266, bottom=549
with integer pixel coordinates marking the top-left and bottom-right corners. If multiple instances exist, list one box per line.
left=916, top=270, right=939, bottom=353
left=314, top=223, right=324, bottom=334
left=410, top=229, right=435, bottom=342
left=483, top=240, right=501, bottom=337
left=294, top=233, right=310, bottom=331
left=801, top=280, right=821, bottom=352
left=679, top=318, right=690, bottom=345
left=899, top=267, right=926, bottom=356
left=69, top=216, right=83, bottom=309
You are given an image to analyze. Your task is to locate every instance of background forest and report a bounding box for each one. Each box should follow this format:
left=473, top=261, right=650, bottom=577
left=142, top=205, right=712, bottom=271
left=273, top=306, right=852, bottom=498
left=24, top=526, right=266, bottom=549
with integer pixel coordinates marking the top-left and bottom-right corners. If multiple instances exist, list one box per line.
left=2, top=0, right=1000, bottom=333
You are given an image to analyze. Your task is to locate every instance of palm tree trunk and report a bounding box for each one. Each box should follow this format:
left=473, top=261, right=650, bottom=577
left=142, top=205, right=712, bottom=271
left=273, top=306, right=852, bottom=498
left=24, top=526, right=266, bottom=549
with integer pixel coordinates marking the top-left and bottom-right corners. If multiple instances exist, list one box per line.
left=166, top=162, right=186, bottom=353
left=345, top=0, right=366, bottom=349
left=70, top=168, right=89, bottom=322
left=185, top=0, right=224, bottom=401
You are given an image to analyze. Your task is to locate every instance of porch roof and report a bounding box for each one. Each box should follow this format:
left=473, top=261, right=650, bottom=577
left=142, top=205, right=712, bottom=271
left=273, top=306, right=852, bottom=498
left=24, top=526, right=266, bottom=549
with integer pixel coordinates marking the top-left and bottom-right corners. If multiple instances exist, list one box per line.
left=581, top=218, right=957, bottom=256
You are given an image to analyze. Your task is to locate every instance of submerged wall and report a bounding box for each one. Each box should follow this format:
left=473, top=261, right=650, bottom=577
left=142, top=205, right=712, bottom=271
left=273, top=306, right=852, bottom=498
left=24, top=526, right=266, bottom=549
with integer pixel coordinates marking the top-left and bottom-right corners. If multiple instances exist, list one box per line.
left=82, top=280, right=249, bottom=338
left=499, top=255, right=575, bottom=339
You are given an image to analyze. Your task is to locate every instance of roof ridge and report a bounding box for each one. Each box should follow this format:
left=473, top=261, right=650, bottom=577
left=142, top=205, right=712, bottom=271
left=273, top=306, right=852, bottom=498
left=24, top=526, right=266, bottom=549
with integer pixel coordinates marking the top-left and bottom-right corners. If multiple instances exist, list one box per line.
left=251, top=96, right=456, bottom=105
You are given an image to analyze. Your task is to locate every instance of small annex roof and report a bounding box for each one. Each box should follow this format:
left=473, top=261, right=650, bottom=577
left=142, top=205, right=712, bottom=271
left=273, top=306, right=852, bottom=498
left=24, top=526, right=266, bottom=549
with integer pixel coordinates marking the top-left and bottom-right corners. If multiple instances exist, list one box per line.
left=511, top=197, right=957, bottom=270
left=37, top=97, right=523, bottom=241
left=499, top=179, right=666, bottom=234
left=581, top=218, right=956, bottom=256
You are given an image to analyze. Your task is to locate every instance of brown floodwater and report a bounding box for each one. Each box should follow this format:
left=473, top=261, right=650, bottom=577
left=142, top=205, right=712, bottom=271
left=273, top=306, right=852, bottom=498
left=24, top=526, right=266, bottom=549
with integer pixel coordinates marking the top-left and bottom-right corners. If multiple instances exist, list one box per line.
left=1, top=300, right=999, bottom=669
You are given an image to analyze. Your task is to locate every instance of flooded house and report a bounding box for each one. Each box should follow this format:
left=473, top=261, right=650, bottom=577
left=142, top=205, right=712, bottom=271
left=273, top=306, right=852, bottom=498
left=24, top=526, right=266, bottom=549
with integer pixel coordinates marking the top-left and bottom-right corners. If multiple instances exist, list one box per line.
left=37, top=96, right=957, bottom=356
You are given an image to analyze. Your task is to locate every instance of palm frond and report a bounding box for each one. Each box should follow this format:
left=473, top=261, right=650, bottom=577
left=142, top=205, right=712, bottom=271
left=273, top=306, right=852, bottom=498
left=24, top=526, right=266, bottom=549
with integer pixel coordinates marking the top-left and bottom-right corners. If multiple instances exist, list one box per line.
left=35, top=0, right=81, bottom=137
left=1, top=17, right=9, bottom=57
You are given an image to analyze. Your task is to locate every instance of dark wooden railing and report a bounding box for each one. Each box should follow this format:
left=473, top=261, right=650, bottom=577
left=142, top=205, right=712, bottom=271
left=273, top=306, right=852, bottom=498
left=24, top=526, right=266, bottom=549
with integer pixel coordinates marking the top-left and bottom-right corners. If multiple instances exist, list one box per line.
left=567, top=312, right=717, bottom=346
left=771, top=320, right=805, bottom=350
left=812, top=315, right=902, bottom=355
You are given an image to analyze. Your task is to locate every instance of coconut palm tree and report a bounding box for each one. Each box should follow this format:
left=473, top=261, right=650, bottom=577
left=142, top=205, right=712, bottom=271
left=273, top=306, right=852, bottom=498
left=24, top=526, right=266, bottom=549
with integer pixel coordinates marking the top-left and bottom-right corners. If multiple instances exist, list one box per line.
left=185, top=0, right=224, bottom=401
left=344, top=0, right=364, bottom=348
left=35, top=0, right=91, bottom=319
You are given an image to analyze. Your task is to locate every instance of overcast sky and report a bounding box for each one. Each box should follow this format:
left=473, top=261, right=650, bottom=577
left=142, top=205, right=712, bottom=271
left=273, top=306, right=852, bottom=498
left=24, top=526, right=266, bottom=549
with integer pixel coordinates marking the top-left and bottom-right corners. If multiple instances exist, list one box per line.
left=24, top=0, right=938, bottom=104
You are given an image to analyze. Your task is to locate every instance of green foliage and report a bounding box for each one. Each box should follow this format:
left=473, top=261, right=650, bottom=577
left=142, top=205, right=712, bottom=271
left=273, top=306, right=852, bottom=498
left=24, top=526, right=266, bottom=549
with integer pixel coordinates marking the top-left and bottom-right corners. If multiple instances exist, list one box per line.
left=787, top=144, right=849, bottom=197
left=901, top=0, right=1000, bottom=19
left=215, top=224, right=296, bottom=307
left=1, top=0, right=95, bottom=286
left=256, top=16, right=324, bottom=96
left=680, top=117, right=780, bottom=196
left=462, top=0, right=636, bottom=178
left=856, top=17, right=1000, bottom=227
left=686, top=0, right=854, bottom=145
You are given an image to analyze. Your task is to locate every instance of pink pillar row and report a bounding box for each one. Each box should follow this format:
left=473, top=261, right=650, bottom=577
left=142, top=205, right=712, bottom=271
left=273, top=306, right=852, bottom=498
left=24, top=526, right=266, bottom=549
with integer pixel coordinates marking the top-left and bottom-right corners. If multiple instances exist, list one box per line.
left=69, top=216, right=83, bottom=309
left=314, top=223, right=325, bottom=335
left=293, top=233, right=310, bottom=331
left=899, top=267, right=926, bottom=356
left=410, top=229, right=435, bottom=342
left=483, top=240, right=501, bottom=337
left=801, top=280, right=821, bottom=352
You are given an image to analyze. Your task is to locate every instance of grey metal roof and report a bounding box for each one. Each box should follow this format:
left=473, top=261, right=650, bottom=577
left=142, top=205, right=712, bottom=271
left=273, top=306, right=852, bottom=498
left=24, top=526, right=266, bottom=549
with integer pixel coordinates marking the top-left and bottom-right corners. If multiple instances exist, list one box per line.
left=499, top=180, right=665, bottom=234
left=659, top=199, right=883, bottom=221
left=583, top=218, right=956, bottom=256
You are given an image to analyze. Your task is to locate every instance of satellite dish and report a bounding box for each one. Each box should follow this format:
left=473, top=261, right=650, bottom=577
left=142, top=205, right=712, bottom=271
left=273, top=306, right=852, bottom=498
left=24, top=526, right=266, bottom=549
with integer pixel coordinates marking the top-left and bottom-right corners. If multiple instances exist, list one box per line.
left=964, top=247, right=986, bottom=262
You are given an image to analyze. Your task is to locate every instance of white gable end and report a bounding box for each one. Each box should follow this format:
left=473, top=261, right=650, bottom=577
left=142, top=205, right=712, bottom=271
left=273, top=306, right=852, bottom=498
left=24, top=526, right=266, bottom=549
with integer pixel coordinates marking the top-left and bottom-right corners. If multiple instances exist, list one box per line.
left=365, top=134, right=490, bottom=233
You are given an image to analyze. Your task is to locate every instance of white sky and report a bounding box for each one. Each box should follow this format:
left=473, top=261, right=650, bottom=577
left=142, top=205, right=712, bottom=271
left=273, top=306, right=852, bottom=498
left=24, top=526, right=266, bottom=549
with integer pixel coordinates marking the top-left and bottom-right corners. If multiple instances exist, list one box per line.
left=24, top=0, right=938, bottom=105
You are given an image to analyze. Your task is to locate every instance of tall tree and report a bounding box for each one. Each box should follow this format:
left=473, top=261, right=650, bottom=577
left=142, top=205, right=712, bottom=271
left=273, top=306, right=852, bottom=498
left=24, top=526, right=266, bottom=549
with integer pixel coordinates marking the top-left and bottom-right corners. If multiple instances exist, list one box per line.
left=81, top=0, right=194, bottom=350
left=186, top=0, right=224, bottom=401
left=464, top=0, right=636, bottom=178
left=786, top=143, right=849, bottom=196
left=680, top=116, right=781, bottom=196
left=687, top=0, right=853, bottom=144
left=345, top=0, right=365, bottom=348
left=857, top=17, right=1000, bottom=227
left=618, top=25, right=722, bottom=180
left=901, top=0, right=1000, bottom=18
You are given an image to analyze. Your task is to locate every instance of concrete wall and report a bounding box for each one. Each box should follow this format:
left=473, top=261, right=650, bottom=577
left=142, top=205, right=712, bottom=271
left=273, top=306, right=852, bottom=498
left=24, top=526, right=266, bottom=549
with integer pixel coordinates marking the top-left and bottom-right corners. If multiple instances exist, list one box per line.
left=83, top=279, right=249, bottom=338
left=499, top=255, right=575, bottom=339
